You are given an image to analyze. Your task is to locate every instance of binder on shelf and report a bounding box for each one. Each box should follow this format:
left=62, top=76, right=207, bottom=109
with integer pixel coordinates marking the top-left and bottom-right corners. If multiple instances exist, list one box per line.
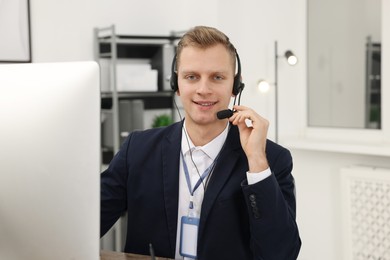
left=119, top=99, right=144, bottom=143
left=101, top=99, right=145, bottom=164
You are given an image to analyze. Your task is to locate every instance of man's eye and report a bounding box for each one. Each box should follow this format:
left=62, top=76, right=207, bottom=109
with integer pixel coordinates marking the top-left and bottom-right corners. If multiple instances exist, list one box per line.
left=185, top=75, right=197, bottom=80
left=214, top=75, right=224, bottom=80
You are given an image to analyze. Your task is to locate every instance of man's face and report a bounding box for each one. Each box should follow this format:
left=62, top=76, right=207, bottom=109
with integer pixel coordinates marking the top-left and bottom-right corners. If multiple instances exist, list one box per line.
left=177, top=44, right=235, bottom=127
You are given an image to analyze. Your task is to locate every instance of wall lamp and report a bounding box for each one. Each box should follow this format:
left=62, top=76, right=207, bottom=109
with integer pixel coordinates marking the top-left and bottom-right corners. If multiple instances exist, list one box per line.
left=257, top=41, right=298, bottom=143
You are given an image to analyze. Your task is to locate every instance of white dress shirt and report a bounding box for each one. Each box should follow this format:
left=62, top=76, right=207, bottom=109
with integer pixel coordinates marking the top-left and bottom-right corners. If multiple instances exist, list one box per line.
left=174, top=123, right=271, bottom=259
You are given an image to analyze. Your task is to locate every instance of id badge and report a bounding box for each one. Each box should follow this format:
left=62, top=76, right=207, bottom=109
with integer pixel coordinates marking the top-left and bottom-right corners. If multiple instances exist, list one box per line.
left=179, top=216, right=200, bottom=259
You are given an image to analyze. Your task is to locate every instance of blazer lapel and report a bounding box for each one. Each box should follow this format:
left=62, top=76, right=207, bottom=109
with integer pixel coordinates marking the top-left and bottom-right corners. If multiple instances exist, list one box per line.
left=161, top=122, right=182, bottom=255
left=198, top=126, right=242, bottom=238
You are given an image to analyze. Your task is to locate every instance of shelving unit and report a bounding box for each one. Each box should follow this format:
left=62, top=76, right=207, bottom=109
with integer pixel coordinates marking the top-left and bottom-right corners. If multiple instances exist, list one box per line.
left=94, top=25, right=181, bottom=163
left=94, top=25, right=181, bottom=251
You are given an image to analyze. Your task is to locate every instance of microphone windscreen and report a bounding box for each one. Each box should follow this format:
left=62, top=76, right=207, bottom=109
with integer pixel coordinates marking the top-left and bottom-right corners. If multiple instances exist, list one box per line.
left=216, top=109, right=234, bottom=120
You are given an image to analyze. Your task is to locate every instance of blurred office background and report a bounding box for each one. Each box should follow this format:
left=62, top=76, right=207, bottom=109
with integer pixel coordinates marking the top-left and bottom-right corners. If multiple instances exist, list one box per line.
left=5, top=0, right=390, bottom=259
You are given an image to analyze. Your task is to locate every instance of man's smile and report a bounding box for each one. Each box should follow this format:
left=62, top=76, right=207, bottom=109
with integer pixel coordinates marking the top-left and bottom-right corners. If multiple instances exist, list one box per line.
left=193, top=101, right=217, bottom=107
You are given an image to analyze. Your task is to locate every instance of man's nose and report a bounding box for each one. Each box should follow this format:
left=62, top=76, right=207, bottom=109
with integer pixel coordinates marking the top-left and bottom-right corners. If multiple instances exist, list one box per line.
left=196, top=78, right=212, bottom=94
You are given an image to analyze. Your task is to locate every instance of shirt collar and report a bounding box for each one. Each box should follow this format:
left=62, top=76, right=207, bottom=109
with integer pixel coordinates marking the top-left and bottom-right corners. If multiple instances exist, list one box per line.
left=181, top=122, right=230, bottom=161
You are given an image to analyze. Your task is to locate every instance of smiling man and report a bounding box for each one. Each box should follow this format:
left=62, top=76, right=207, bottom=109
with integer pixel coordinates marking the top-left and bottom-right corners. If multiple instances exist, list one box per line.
left=101, top=26, right=301, bottom=260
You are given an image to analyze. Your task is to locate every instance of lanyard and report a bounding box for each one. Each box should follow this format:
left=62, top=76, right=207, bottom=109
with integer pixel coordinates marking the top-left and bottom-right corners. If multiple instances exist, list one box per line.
left=180, top=151, right=215, bottom=210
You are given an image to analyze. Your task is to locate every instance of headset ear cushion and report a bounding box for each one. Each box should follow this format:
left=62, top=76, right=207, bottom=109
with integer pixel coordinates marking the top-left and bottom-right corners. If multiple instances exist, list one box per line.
left=170, top=72, right=178, bottom=91
left=170, top=54, right=178, bottom=92
left=232, top=51, right=245, bottom=95
left=233, top=75, right=241, bottom=95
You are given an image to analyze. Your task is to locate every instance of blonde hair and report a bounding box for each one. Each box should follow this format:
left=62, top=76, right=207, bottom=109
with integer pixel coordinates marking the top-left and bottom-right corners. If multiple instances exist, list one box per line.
left=176, top=26, right=236, bottom=70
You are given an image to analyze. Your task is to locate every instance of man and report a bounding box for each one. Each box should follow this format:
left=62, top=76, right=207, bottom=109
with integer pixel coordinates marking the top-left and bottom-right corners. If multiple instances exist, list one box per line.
left=101, top=26, right=301, bottom=259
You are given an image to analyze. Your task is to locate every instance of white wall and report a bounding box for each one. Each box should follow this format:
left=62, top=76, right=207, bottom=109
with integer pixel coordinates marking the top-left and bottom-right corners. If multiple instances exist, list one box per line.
left=30, top=0, right=221, bottom=62
left=30, top=0, right=306, bottom=140
left=28, top=0, right=390, bottom=259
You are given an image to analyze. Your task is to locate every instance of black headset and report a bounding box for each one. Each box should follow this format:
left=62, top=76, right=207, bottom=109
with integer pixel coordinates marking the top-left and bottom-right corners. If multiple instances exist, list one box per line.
left=170, top=50, right=245, bottom=96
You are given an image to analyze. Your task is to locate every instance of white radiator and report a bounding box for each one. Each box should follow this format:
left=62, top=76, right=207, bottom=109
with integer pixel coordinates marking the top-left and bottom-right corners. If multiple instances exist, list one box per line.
left=341, top=166, right=390, bottom=260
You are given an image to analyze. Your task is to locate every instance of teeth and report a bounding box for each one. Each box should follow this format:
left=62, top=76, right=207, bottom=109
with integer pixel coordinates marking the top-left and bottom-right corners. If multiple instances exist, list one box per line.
left=196, top=102, right=214, bottom=106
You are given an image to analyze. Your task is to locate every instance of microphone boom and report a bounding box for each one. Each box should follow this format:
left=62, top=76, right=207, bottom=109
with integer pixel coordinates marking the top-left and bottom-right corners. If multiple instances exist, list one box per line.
left=217, top=109, right=234, bottom=120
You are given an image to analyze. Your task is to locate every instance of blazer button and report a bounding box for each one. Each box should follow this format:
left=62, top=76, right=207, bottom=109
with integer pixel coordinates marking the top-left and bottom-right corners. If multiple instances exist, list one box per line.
left=252, top=207, right=260, bottom=219
left=249, top=194, right=256, bottom=202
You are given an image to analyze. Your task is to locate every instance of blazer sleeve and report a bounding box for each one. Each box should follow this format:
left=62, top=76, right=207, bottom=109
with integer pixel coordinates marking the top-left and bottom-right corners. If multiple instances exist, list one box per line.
left=100, top=135, right=130, bottom=237
left=241, top=146, right=301, bottom=259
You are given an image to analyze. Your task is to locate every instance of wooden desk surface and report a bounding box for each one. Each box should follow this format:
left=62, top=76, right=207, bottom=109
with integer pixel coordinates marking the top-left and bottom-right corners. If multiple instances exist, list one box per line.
left=100, top=250, right=173, bottom=260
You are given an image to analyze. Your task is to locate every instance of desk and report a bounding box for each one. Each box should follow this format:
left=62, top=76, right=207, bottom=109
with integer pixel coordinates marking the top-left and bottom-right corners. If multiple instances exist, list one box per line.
left=100, top=250, right=173, bottom=260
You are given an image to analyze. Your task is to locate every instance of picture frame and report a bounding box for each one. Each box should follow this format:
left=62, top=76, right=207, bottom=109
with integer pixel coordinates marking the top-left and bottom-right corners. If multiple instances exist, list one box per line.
left=0, top=0, right=31, bottom=62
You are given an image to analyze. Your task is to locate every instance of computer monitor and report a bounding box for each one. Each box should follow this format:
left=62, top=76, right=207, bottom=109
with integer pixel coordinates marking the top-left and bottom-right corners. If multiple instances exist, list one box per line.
left=0, top=62, right=100, bottom=260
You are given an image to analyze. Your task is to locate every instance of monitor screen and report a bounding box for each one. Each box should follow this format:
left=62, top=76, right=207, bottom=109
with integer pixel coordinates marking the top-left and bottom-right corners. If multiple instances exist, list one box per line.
left=0, top=62, right=100, bottom=260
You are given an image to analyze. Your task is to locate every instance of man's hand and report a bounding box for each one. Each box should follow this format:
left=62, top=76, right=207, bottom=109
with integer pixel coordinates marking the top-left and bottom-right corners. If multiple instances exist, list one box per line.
left=229, top=105, right=269, bottom=173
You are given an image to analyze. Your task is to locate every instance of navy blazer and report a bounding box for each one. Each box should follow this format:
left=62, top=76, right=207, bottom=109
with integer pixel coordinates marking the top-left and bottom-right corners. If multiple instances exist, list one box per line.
left=101, top=122, right=301, bottom=259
